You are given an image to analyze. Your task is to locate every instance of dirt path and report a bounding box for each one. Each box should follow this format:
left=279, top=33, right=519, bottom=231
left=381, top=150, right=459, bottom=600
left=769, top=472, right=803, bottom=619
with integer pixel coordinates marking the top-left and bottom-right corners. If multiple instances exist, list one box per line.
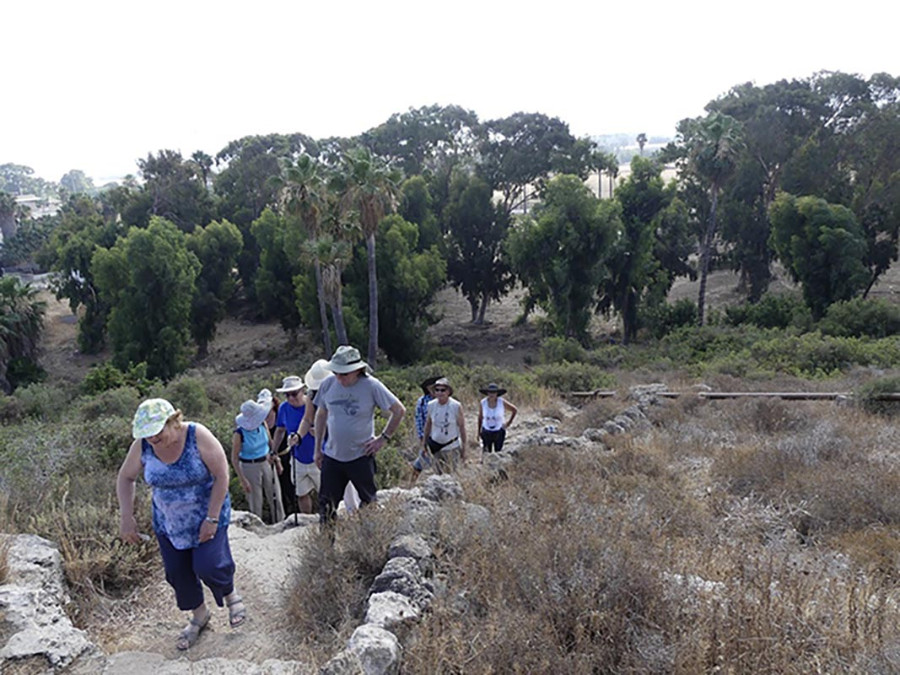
left=88, top=518, right=320, bottom=668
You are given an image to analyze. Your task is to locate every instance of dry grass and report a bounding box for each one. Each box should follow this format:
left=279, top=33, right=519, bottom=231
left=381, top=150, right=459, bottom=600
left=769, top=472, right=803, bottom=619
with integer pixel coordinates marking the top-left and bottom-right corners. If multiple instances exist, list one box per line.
left=395, top=397, right=900, bottom=673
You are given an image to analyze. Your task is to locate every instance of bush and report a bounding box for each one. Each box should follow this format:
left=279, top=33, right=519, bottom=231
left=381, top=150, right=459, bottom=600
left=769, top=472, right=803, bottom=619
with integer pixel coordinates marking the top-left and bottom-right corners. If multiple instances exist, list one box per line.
left=163, top=376, right=211, bottom=418
left=77, top=386, right=143, bottom=422
left=540, top=337, right=587, bottom=363
left=640, top=298, right=698, bottom=339
left=82, top=362, right=156, bottom=396
left=855, top=376, right=900, bottom=416
left=820, top=297, right=900, bottom=338
left=530, top=362, right=616, bottom=393
left=10, top=382, right=73, bottom=421
left=724, top=293, right=812, bottom=330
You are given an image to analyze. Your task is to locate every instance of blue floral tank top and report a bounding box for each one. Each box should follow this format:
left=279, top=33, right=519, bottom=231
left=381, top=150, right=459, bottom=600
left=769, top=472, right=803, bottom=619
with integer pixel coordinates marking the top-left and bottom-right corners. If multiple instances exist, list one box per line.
left=141, top=423, right=231, bottom=550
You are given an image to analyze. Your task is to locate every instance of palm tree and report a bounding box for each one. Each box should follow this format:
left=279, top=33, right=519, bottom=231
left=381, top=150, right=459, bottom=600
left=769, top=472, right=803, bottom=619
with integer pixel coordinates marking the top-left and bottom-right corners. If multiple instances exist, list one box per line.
left=335, top=148, right=400, bottom=367
left=272, top=155, right=332, bottom=354
left=682, top=112, right=743, bottom=325
left=0, top=277, right=45, bottom=393
left=636, top=133, right=648, bottom=156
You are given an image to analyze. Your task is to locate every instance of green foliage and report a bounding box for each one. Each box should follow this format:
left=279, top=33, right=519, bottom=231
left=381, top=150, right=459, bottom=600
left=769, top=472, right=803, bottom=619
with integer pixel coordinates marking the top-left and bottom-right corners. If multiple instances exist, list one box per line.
left=507, top=175, right=619, bottom=342
left=769, top=193, right=869, bottom=318
left=251, top=208, right=303, bottom=328
left=187, top=219, right=243, bottom=356
left=82, top=362, right=156, bottom=396
left=162, top=376, right=211, bottom=418
left=724, top=293, right=812, bottom=330
left=0, top=276, right=45, bottom=393
left=7, top=381, right=71, bottom=421
left=529, top=362, right=616, bottom=393
left=92, top=217, right=200, bottom=380
left=640, top=297, right=698, bottom=339
left=540, top=337, right=587, bottom=363
left=819, top=297, right=900, bottom=338
left=372, top=215, right=445, bottom=363
left=854, top=376, right=900, bottom=416
left=443, top=172, right=514, bottom=323
left=77, top=387, right=143, bottom=424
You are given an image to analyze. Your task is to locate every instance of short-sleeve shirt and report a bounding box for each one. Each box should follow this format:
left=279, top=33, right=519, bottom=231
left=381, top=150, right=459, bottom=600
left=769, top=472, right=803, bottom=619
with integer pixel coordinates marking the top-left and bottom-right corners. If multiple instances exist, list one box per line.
left=316, top=374, right=400, bottom=462
left=427, top=397, right=462, bottom=444
left=142, top=423, right=231, bottom=550
left=276, top=400, right=315, bottom=463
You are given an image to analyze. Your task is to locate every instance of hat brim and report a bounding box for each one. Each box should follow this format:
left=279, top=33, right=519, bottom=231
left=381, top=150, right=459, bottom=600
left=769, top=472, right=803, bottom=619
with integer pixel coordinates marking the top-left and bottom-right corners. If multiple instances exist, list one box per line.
left=236, top=409, right=269, bottom=431
left=133, top=418, right=167, bottom=440
left=326, top=360, right=369, bottom=374
left=480, top=388, right=507, bottom=396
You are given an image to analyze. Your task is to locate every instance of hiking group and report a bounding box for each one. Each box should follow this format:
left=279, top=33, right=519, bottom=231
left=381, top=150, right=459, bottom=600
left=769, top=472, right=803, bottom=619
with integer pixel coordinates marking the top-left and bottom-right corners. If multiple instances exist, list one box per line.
left=116, top=343, right=517, bottom=650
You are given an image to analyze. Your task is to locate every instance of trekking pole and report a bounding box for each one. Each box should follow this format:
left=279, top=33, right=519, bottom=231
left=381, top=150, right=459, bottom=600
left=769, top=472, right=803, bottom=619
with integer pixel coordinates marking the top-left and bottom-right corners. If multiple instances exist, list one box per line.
left=292, top=439, right=298, bottom=525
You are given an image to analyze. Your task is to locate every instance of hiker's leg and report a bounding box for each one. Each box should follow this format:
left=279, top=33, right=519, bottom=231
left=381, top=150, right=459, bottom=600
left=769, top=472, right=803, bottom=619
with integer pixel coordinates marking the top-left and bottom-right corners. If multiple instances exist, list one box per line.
left=192, top=524, right=235, bottom=607
left=157, top=533, right=204, bottom=611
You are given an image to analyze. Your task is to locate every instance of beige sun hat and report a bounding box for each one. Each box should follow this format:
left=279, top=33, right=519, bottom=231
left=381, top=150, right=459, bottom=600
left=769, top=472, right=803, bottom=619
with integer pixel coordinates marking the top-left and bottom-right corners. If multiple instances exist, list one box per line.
left=235, top=399, right=270, bottom=431
left=324, top=345, right=369, bottom=374
left=304, top=359, right=331, bottom=391
left=433, top=377, right=453, bottom=395
left=276, top=375, right=305, bottom=393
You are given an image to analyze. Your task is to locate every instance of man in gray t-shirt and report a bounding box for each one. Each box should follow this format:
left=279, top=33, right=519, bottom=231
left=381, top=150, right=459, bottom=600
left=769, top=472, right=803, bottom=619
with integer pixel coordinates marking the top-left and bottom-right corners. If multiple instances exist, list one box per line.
left=314, top=345, right=405, bottom=525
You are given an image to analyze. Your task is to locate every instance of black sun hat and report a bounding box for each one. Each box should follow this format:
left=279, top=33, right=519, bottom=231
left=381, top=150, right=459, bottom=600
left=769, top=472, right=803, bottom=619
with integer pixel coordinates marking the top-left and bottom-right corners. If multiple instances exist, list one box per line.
left=479, top=383, right=507, bottom=396
left=420, top=375, right=443, bottom=395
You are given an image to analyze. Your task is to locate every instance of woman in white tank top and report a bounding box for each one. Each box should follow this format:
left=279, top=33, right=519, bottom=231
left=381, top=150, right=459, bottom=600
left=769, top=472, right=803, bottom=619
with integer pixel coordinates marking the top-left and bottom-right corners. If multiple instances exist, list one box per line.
left=477, top=383, right=518, bottom=456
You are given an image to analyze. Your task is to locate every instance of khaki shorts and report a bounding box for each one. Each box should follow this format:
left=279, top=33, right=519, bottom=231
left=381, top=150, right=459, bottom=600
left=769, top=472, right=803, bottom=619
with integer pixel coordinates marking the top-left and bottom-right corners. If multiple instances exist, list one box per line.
left=292, top=458, right=321, bottom=496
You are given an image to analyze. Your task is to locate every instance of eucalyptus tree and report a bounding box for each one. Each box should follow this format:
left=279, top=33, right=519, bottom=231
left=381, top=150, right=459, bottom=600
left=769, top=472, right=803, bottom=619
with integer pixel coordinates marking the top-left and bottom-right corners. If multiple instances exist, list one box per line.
left=507, top=174, right=619, bottom=342
left=478, top=112, right=588, bottom=216
left=443, top=172, right=514, bottom=324
left=123, top=150, right=214, bottom=232
left=769, top=193, right=869, bottom=318
left=334, top=147, right=400, bottom=366
left=92, top=217, right=200, bottom=380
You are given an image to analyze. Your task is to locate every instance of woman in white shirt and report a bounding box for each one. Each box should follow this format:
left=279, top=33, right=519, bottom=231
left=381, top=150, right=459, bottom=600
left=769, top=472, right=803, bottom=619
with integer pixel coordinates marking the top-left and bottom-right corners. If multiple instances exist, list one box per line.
left=423, top=377, right=467, bottom=474
left=477, top=383, right=518, bottom=455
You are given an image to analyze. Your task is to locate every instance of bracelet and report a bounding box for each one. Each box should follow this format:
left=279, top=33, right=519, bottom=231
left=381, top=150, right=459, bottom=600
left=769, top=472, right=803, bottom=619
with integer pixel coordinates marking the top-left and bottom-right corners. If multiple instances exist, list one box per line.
left=205, top=516, right=219, bottom=524
left=381, top=430, right=392, bottom=441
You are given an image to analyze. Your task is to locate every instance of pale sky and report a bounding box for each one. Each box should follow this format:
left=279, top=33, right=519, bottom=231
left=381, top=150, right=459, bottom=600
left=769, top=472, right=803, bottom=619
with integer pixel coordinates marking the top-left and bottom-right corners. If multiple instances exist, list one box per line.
left=4, top=0, right=898, bottom=184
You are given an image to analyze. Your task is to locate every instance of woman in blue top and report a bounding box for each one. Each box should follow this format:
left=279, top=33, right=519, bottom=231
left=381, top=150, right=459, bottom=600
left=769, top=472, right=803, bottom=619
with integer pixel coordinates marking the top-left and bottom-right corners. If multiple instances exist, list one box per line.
left=231, top=398, right=284, bottom=523
left=117, top=398, right=246, bottom=651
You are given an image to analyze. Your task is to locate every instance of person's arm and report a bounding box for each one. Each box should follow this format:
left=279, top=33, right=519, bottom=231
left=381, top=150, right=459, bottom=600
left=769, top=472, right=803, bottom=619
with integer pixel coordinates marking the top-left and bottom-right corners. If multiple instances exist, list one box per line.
left=232, top=431, right=251, bottom=493
left=195, top=423, right=231, bottom=543
left=364, top=400, right=406, bottom=456
left=477, top=402, right=484, bottom=441
left=272, top=425, right=287, bottom=453
left=298, top=402, right=314, bottom=438
left=504, top=399, right=518, bottom=428
left=314, top=405, right=328, bottom=469
left=116, top=440, right=144, bottom=543
left=457, top=404, right=467, bottom=461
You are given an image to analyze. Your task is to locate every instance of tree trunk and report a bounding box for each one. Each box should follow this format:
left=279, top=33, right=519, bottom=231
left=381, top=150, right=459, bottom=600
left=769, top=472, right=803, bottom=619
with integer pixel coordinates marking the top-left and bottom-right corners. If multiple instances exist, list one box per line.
left=366, top=232, right=378, bottom=368
left=477, top=295, right=488, bottom=324
left=697, top=187, right=720, bottom=326
left=331, top=299, right=348, bottom=345
left=314, top=260, right=332, bottom=355
left=469, top=296, right=478, bottom=323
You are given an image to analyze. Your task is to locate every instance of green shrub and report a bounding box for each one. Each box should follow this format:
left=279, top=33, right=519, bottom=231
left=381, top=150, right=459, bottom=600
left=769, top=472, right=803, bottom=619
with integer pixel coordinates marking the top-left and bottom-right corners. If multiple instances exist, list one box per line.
left=854, top=376, right=900, bottom=416
left=11, top=382, right=73, bottom=421
left=640, top=298, right=698, bottom=339
left=724, top=293, right=812, bottom=330
left=76, top=386, right=143, bottom=422
left=820, top=298, right=900, bottom=338
left=163, top=376, right=211, bottom=418
left=540, top=337, right=587, bottom=363
left=530, top=362, right=616, bottom=393
left=82, top=362, right=157, bottom=396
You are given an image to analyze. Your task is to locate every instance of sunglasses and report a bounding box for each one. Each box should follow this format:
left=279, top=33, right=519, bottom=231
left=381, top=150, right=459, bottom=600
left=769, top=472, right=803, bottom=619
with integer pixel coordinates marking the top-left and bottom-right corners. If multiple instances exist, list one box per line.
left=434, top=387, right=449, bottom=392
left=286, top=390, right=304, bottom=398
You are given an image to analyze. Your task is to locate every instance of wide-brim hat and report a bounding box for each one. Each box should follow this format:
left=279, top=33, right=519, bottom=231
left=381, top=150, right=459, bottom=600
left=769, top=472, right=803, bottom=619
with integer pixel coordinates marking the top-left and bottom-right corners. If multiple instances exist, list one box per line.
left=304, top=359, right=331, bottom=391
left=132, top=398, right=176, bottom=439
left=420, top=375, right=443, bottom=395
left=325, top=345, right=369, bottom=374
left=276, top=375, right=305, bottom=393
left=433, top=377, right=453, bottom=395
left=235, top=399, right=270, bottom=431
left=480, top=382, right=507, bottom=396
left=257, top=388, right=273, bottom=405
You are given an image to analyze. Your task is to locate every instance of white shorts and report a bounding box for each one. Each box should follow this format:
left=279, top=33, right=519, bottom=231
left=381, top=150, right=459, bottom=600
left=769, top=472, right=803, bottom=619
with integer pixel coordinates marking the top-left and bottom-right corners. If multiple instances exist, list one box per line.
left=292, top=458, right=321, bottom=496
